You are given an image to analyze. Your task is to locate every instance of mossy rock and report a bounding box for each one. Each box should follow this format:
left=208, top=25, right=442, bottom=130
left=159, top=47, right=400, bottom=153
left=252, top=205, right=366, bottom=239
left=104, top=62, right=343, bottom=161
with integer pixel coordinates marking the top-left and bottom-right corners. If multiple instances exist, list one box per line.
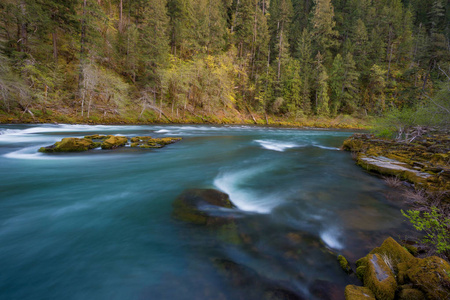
left=368, top=237, right=414, bottom=272
left=363, top=253, right=397, bottom=300
left=39, top=137, right=98, bottom=152
left=338, top=255, right=352, bottom=274
left=130, top=136, right=152, bottom=143
left=101, top=135, right=128, bottom=149
left=397, top=287, right=425, bottom=300
left=344, top=285, right=375, bottom=300
left=84, top=134, right=108, bottom=140
left=129, top=136, right=182, bottom=149
left=172, top=189, right=234, bottom=225
left=402, top=256, right=450, bottom=299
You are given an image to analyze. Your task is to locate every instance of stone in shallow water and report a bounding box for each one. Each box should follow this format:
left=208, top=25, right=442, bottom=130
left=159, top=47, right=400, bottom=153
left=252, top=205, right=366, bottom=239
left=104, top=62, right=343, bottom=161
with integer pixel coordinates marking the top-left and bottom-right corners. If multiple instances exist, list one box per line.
left=101, top=135, right=128, bottom=149
left=39, top=137, right=99, bottom=152
left=172, top=189, right=235, bottom=225
left=130, top=136, right=182, bottom=148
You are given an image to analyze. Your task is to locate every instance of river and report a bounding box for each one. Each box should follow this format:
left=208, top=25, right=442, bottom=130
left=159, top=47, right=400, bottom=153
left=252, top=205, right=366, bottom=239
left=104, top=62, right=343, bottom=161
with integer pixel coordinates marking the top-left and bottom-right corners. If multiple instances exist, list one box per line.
left=0, top=124, right=413, bottom=299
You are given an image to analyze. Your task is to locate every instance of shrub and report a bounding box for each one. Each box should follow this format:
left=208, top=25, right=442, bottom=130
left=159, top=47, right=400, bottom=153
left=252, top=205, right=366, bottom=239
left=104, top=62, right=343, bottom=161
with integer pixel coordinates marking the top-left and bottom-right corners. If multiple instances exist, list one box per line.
left=401, top=207, right=450, bottom=255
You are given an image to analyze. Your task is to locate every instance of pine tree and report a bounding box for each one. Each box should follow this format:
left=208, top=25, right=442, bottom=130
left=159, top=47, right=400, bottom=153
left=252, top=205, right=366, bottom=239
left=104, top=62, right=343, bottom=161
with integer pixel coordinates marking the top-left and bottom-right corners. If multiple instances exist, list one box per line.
left=311, top=0, right=339, bottom=64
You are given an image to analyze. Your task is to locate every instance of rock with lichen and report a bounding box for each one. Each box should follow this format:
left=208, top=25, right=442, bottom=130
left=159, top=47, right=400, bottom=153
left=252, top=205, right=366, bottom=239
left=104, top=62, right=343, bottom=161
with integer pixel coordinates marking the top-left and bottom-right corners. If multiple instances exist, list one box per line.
left=101, top=135, right=128, bottom=149
left=398, top=256, right=450, bottom=299
left=342, top=133, right=450, bottom=191
left=344, top=285, right=375, bottom=300
left=130, top=136, right=182, bottom=148
left=39, top=137, right=99, bottom=152
left=346, top=237, right=450, bottom=300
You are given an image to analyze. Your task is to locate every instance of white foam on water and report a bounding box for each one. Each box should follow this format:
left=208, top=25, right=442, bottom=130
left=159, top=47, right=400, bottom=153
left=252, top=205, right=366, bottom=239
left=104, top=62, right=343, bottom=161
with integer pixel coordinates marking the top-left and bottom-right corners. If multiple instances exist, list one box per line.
left=254, top=140, right=300, bottom=152
left=313, top=144, right=340, bottom=150
left=320, top=228, right=344, bottom=250
left=3, top=146, right=66, bottom=160
left=155, top=129, right=170, bottom=133
left=214, top=167, right=283, bottom=213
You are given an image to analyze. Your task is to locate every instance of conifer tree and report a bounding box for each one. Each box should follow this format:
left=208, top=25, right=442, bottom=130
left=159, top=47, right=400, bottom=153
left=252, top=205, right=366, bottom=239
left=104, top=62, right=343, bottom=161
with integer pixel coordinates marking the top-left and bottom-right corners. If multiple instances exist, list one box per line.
left=311, top=0, right=339, bottom=64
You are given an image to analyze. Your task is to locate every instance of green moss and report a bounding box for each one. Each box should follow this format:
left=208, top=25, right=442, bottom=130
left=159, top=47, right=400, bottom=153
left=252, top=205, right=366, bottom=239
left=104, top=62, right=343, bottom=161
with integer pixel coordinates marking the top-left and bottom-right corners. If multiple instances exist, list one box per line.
left=404, top=256, right=450, bottom=299
left=398, top=287, right=425, bottom=300
left=338, top=255, right=352, bottom=274
left=101, top=135, right=128, bottom=149
left=356, top=266, right=367, bottom=281
left=344, top=285, right=376, bottom=300
left=84, top=134, right=107, bottom=140
left=363, top=254, right=397, bottom=300
left=368, top=237, right=414, bottom=272
left=39, top=137, right=97, bottom=152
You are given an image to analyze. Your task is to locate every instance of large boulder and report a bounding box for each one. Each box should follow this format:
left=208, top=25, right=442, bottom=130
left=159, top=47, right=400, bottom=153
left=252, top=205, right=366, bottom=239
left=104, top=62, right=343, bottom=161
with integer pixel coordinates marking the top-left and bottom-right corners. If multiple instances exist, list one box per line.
left=349, top=237, right=450, bottom=300
left=361, top=253, right=397, bottom=300
left=101, top=135, right=128, bottom=149
left=39, top=137, right=99, bottom=152
left=398, top=256, right=450, bottom=299
left=172, top=189, right=235, bottom=225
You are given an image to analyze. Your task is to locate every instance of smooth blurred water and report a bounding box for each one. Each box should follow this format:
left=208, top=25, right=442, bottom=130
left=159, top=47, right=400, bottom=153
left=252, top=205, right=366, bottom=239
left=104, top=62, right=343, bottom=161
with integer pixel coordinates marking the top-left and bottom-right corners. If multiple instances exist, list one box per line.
left=0, top=124, right=413, bottom=300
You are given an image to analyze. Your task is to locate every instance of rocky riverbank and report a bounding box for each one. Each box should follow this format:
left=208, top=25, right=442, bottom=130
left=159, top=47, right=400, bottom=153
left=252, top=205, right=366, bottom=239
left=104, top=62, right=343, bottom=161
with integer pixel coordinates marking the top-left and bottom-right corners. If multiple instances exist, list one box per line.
left=342, top=133, right=450, bottom=192
left=341, top=133, right=450, bottom=299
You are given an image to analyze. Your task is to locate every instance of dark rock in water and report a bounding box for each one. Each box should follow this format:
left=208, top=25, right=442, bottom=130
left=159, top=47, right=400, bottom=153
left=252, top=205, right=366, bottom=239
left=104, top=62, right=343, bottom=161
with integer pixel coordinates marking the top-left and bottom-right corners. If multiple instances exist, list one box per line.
left=101, top=135, right=128, bottom=149
left=264, top=288, right=305, bottom=300
left=338, top=255, right=352, bottom=274
left=309, top=279, right=344, bottom=300
left=214, top=259, right=258, bottom=287
left=130, top=136, right=182, bottom=148
left=172, top=189, right=235, bottom=225
left=214, top=259, right=306, bottom=300
left=39, top=137, right=99, bottom=152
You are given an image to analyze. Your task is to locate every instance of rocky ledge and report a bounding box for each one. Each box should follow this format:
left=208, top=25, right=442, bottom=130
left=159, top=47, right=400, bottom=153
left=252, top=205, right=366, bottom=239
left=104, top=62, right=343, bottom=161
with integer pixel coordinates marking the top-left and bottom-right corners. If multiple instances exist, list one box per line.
left=342, top=133, right=450, bottom=191
left=344, top=237, right=450, bottom=300
left=39, top=135, right=182, bottom=153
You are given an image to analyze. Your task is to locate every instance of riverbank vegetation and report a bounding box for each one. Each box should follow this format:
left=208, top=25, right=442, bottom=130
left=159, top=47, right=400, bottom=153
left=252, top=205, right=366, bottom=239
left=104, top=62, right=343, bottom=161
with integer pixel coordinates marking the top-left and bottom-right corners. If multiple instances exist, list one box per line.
left=0, top=0, right=449, bottom=126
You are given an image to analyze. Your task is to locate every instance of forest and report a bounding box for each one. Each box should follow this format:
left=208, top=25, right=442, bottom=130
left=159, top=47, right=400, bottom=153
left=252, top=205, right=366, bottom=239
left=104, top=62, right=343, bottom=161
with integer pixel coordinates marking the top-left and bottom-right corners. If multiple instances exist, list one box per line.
left=0, top=0, right=449, bottom=124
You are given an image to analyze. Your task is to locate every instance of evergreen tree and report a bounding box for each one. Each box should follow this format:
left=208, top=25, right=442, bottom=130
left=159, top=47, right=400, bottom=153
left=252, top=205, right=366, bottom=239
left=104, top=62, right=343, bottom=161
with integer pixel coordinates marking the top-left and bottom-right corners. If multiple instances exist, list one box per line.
left=311, top=0, right=339, bottom=64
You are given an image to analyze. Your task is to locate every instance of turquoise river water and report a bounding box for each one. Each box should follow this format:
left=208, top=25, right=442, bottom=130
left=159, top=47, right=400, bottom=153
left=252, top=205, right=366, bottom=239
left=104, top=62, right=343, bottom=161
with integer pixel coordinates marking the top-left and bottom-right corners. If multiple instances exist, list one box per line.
left=0, top=124, right=414, bottom=300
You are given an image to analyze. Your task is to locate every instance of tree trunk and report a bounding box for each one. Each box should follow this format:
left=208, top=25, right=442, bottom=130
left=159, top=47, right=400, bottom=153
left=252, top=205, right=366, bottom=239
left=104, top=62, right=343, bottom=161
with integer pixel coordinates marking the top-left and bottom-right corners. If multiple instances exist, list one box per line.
left=119, top=0, right=123, bottom=32
left=19, top=0, right=27, bottom=52
left=52, top=31, right=58, bottom=61
left=79, top=0, right=87, bottom=116
left=277, top=22, right=283, bottom=82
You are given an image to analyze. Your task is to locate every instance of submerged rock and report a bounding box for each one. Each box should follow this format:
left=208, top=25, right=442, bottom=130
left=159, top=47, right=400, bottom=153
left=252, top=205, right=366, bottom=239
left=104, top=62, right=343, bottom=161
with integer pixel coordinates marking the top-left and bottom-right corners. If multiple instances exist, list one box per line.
left=214, top=259, right=306, bottom=300
left=39, top=137, right=99, bottom=152
left=172, top=189, right=235, bottom=225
